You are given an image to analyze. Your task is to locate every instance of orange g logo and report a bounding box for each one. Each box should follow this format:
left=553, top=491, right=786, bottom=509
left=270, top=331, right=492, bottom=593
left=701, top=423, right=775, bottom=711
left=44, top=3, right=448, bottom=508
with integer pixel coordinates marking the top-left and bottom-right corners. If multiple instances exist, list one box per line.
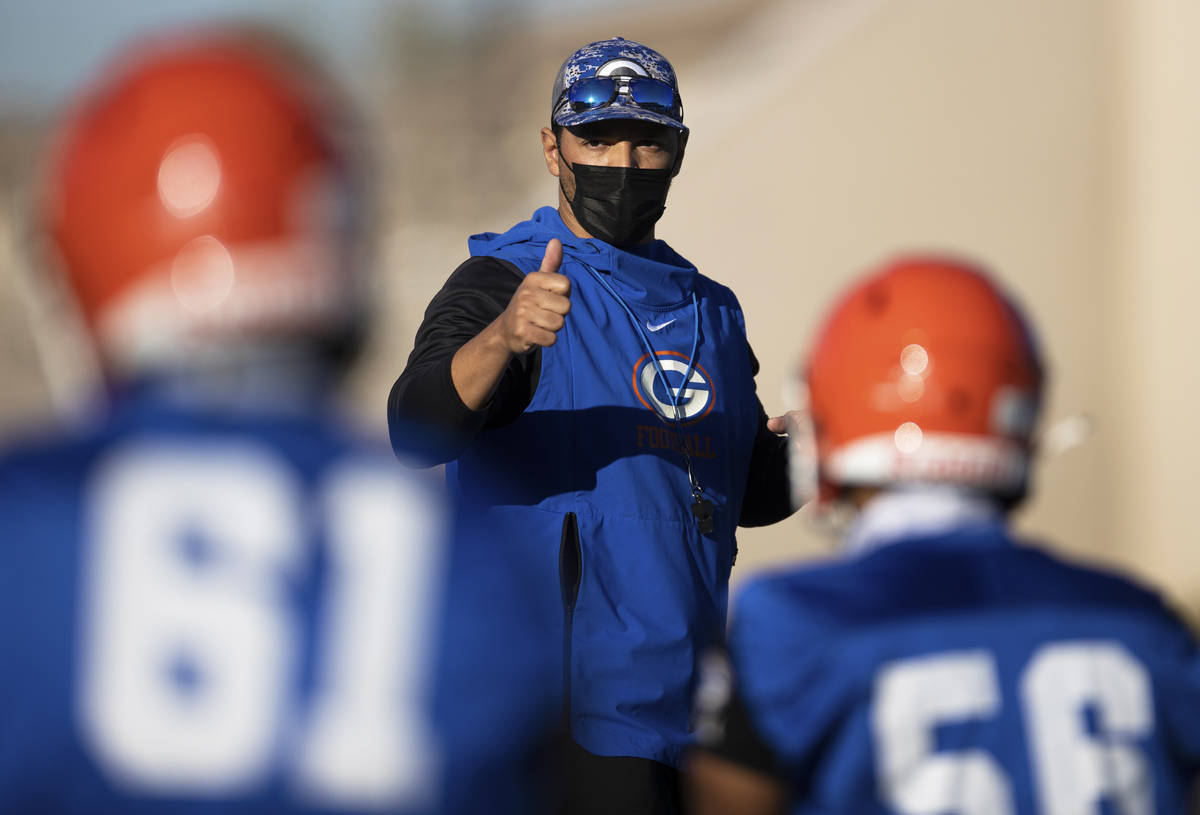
left=632, top=351, right=715, bottom=424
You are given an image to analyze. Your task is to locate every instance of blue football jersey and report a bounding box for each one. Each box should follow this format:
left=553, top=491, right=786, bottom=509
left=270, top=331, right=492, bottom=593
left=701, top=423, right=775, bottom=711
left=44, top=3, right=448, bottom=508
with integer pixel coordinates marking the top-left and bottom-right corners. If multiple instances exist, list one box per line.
left=708, top=524, right=1200, bottom=814
left=0, top=390, right=558, bottom=814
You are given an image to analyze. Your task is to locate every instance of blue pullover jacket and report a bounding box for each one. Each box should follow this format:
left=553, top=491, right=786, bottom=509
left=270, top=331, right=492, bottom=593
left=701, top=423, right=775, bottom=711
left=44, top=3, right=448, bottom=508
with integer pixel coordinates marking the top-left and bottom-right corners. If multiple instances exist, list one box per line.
left=448, top=207, right=761, bottom=766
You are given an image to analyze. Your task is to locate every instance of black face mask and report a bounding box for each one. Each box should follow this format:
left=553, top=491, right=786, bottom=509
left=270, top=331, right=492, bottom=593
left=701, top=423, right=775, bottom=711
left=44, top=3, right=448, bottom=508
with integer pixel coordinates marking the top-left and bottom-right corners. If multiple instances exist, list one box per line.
left=563, top=161, right=673, bottom=247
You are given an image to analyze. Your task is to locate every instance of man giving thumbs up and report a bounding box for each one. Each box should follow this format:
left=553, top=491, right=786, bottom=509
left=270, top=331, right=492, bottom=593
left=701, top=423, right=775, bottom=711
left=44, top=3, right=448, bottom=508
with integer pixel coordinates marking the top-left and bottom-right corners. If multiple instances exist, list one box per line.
left=388, top=36, right=797, bottom=815
left=448, top=238, right=570, bottom=411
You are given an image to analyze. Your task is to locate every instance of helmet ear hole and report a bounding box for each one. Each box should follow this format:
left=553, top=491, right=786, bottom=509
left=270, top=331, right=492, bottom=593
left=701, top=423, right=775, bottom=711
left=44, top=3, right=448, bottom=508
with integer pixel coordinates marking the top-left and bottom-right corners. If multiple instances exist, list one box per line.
left=947, top=388, right=972, bottom=415
left=864, top=285, right=889, bottom=315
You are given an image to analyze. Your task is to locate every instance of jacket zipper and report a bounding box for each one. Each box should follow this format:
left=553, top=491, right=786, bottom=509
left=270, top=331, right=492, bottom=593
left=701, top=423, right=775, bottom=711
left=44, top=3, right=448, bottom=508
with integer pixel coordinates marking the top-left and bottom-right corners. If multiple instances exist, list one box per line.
left=558, top=511, right=582, bottom=728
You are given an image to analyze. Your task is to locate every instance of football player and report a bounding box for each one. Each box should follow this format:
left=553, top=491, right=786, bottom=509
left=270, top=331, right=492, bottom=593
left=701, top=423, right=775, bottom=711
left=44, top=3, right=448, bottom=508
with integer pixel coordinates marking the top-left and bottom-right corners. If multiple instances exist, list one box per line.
left=687, top=256, right=1200, bottom=814
left=0, top=29, right=558, bottom=814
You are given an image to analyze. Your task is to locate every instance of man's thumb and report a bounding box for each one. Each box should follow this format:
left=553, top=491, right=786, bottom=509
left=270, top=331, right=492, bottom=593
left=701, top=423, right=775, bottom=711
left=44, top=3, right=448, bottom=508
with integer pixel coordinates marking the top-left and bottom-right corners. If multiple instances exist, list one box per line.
left=540, top=238, right=564, bottom=274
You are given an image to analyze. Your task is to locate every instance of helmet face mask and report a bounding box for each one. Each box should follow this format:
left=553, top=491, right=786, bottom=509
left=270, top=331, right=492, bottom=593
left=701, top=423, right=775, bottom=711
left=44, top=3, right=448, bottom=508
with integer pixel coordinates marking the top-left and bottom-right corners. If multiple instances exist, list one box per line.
left=805, top=256, right=1044, bottom=507
left=41, top=31, right=368, bottom=381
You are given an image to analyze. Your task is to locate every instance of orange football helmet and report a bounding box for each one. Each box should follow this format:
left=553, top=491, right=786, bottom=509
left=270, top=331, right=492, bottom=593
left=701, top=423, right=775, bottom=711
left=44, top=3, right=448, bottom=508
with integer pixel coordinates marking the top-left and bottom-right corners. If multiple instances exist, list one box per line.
left=805, top=255, right=1044, bottom=503
left=41, top=30, right=367, bottom=376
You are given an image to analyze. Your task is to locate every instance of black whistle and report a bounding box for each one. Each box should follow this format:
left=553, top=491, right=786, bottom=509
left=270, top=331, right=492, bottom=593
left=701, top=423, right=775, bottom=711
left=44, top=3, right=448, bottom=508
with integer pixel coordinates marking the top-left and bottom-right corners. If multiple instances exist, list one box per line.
left=692, top=498, right=715, bottom=535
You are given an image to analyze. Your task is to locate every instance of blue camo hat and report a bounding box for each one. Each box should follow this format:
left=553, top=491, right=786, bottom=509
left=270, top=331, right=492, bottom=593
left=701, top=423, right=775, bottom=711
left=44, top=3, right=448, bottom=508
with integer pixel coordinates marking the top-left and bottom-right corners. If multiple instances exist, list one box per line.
left=550, top=36, right=687, bottom=133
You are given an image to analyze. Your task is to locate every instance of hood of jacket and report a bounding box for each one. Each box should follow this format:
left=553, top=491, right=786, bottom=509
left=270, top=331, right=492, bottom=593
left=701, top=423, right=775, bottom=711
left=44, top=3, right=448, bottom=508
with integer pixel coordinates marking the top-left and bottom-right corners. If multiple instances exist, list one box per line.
left=468, top=206, right=699, bottom=308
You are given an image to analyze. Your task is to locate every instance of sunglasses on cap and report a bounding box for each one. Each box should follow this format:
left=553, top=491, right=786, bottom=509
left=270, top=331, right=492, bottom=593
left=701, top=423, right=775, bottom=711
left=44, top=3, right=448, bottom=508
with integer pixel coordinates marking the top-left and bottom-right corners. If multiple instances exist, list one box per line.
left=565, top=76, right=681, bottom=119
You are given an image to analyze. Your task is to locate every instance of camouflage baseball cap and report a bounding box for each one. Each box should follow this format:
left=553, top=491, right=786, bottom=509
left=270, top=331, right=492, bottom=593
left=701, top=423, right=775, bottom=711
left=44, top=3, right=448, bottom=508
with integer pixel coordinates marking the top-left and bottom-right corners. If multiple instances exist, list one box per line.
left=550, top=36, right=687, bottom=132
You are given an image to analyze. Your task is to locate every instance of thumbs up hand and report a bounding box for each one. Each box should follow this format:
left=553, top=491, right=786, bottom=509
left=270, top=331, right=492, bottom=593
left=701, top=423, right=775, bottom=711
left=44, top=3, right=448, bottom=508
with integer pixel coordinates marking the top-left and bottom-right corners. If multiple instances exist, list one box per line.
left=497, top=239, right=572, bottom=354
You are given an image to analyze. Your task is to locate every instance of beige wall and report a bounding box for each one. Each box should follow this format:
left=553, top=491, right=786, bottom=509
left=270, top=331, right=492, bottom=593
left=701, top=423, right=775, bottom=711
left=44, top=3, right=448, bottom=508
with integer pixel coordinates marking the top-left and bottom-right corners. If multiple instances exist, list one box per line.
left=1106, top=0, right=1200, bottom=617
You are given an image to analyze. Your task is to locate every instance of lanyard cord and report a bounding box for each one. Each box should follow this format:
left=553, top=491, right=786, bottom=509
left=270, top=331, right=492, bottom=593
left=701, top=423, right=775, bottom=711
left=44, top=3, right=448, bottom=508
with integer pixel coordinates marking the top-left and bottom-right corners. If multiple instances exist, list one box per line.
left=580, top=260, right=706, bottom=502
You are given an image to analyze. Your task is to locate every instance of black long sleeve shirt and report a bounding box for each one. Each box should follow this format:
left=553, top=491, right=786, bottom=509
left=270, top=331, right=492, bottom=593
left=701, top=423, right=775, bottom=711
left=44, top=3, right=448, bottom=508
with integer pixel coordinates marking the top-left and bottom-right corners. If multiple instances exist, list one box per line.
left=388, top=256, right=793, bottom=527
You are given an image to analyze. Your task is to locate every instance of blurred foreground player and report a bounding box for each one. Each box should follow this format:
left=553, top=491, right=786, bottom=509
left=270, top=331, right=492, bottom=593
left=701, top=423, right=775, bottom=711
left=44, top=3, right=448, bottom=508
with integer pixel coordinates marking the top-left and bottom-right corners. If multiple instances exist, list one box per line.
left=0, top=32, right=560, bottom=814
left=688, top=257, right=1200, bottom=814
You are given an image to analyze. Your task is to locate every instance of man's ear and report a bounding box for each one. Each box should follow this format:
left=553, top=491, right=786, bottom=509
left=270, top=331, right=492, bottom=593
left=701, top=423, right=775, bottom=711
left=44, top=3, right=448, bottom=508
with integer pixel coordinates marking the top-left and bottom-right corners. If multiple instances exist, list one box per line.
left=541, top=127, right=561, bottom=178
left=671, top=130, right=689, bottom=178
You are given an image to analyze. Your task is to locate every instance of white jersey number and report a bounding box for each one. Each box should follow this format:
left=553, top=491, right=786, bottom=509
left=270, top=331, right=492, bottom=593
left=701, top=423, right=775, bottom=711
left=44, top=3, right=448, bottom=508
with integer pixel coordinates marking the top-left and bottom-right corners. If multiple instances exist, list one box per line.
left=872, top=642, right=1153, bottom=815
left=78, top=441, right=441, bottom=809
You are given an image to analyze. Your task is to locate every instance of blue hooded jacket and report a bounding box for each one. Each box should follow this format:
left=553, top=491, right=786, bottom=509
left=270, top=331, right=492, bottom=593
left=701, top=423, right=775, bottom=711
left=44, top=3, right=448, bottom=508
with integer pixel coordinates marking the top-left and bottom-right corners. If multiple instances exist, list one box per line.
left=447, top=207, right=761, bottom=766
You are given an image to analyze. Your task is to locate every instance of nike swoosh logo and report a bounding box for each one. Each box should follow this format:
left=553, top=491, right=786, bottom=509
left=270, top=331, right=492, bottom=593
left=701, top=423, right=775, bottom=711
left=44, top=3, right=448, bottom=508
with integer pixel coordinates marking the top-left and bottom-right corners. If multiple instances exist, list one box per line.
left=646, top=318, right=676, bottom=332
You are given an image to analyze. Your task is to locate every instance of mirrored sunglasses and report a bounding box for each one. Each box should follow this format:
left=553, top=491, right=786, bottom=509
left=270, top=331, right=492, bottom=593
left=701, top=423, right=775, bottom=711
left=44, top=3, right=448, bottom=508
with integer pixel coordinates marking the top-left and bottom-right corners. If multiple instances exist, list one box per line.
left=565, top=76, right=680, bottom=119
